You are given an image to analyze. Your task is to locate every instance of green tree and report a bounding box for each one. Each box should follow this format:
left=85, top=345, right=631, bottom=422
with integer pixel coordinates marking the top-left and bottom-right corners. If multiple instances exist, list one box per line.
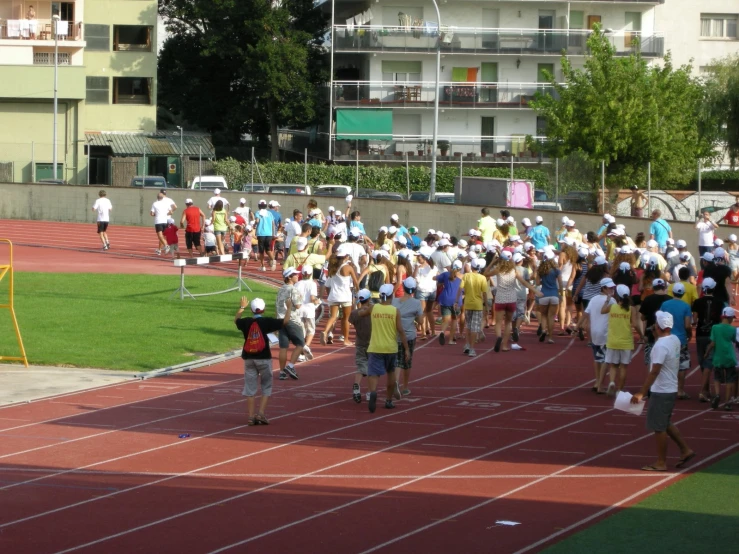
left=158, top=0, right=329, bottom=159
left=703, top=55, right=739, bottom=168
left=531, top=27, right=717, bottom=189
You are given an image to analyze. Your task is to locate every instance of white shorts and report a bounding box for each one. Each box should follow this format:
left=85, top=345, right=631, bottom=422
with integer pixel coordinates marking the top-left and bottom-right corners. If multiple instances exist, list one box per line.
left=605, top=348, right=632, bottom=365
left=538, top=296, right=560, bottom=306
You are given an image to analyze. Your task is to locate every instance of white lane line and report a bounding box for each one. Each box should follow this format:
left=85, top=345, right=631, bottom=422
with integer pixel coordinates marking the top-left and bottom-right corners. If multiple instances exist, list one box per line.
left=147, top=428, right=205, bottom=433
left=621, top=454, right=681, bottom=459
left=421, top=443, right=486, bottom=450
left=683, top=436, right=730, bottom=441
left=327, top=438, right=389, bottom=444
left=129, top=407, right=185, bottom=412
left=96, top=396, right=125, bottom=399
left=520, top=449, right=585, bottom=455
left=478, top=426, right=536, bottom=432
left=173, top=400, right=203, bottom=404
left=606, top=423, right=636, bottom=427
left=49, top=402, right=106, bottom=407
left=62, top=423, right=116, bottom=428
left=569, top=431, right=631, bottom=436
left=0, top=418, right=31, bottom=422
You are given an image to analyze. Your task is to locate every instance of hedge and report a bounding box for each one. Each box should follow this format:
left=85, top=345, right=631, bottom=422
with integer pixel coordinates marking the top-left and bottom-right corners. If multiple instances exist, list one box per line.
left=212, top=158, right=551, bottom=193
left=689, top=170, right=739, bottom=191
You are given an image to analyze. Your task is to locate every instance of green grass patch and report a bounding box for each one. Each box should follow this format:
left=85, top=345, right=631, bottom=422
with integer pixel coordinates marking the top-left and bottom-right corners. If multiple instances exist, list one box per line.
left=544, top=451, right=739, bottom=553
left=0, top=272, right=277, bottom=371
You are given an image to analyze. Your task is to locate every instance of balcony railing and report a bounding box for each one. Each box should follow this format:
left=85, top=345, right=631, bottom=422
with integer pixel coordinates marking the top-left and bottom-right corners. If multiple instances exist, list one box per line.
left=332, top=26, right=664, bottom=58
left=333, top=81, right=559, bottom=109
left=33, top=52, right=70, bottom=65
left=0, top=19, right=83, bottom=41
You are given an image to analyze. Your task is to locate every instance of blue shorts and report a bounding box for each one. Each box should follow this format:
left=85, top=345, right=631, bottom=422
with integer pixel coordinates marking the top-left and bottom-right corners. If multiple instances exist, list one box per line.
left=367, top=353, right=396, bottom=377
left=440, top=305, right=459, bottom=317
left=415, top=290, right=435, bottom=302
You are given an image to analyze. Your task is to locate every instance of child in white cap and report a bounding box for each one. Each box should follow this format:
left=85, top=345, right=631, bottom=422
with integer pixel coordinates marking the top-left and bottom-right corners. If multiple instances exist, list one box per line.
left=163, top=218, right=180, bottom=259
left=601, top=284, right=635, bottom=396
left=349, top=289, right=373, bottom=403
left=705, top=307, right=739, bottom=410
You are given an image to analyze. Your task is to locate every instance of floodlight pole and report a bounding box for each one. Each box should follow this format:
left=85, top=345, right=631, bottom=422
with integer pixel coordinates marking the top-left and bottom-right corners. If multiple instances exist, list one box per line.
left=429, top=0, right=441, bottom=202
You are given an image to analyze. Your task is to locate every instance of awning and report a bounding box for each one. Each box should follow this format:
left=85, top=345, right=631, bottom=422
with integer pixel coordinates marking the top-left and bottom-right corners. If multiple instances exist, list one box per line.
left=336, top=109, right=393, bottom=140
left=84, top=132, right=216, bottom=157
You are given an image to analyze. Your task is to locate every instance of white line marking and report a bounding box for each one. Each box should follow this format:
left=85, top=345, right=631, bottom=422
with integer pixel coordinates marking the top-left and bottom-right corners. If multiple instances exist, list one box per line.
left=0, top=418, right=31, bottom=422
left=49, top=402, right=105, bottom=407
left=147, top=428, right=205, bottom=433
left=606, top=423, right=636, bottom=427
left=62, top=423, right=116, bottom=428
left=327, top=438, right=389, bottom=444
left=520, top=449, right=585, bottom=455
left=421, top=443, right=486, bottom=450
left=683, top=436, right=730, bottom=441
left=621, top=454, right=681, bottom=459
left=477, top=426, right=536, bottom=432
left=233, top=433, right=296, bottom=438
left=96, top=396, right=125, bottom=399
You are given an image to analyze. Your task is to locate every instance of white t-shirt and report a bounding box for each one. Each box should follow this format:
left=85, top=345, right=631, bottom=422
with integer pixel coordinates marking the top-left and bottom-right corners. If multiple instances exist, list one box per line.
left=151, top=199, right=171, bottom=225
left=207, top=195, right=230, bottom=209
left=696, top=220, right=716, bottom=247
left=344, top=242, right=367, bottom=272
left=649, top=334, right=681, bottom=394
left=234, top=206, right=251, bottom=221
left=295, top=279, right=318, bottom=318
left=285, top=219, right=302, bottom=249
left=163, top=197, right=177, bottom=211
left=585, top=294, right=615, bottom=347
left=416, top=265, right=438, bottom=294
left=92, top=197, right=112, bottom=222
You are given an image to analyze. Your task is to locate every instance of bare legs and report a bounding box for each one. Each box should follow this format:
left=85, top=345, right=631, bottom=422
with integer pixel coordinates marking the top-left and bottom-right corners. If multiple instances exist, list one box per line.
left=649, top=425, right=693, bottom=470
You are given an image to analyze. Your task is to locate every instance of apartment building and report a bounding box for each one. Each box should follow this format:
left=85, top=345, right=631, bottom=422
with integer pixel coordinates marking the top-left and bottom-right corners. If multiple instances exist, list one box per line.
left=0, top=0, right=158, bottom=184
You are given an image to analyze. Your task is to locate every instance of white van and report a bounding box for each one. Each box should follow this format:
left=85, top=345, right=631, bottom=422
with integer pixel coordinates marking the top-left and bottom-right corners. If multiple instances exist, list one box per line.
left=190, top=176, right=229, bottom=190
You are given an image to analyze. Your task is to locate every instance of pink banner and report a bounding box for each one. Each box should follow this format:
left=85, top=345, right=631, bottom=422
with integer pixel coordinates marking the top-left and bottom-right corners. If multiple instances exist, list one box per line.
left=509, top=181, right=532, bottom=208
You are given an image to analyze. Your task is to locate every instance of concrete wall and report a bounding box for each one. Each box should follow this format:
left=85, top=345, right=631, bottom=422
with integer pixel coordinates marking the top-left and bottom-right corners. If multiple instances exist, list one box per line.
left=0, top=183, right=704, bottom=255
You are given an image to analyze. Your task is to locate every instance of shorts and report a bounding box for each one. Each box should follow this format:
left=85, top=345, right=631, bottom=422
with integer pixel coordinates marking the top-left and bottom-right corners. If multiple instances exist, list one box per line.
left=495, top=302, right=516, bottom=314
left=467, top=309, right=483, bottom=333
left=679, top=343, right=691, bottom=372
left=631, top=294, right=642, bottom=307
left=257, top=236, right=273, bottom=254
left=301, top=316, right=316, bottom=336
left=242, top=359, right=273, bottom=397
left=396, top=339, right=416, bottom=370
left=232, top=243, right=242, bottom=254
left=185, top=231, right=201, bottom=249
left=368, top=352, right=397, bottom=377
left=97, top=222, right=109, bottom=233
left=330, top=301, right=353, bottom=309
left=440, top=305, right=459, bottom=318
left=205, top=245, right=217, bottom=253
left=214, top=230, right=227, bottom=237
left=646, top=392, right=676, bottom=433
left=713, top=366, right=738, bottom=384
left=415, top=290, right=435, bottom=302
left=591, top=344, right=607, bottom=364
left=514, top=298, right=527, bottom=321
left=278, top=321, right=305, bottom=349
left=155, top=223, right=167, bottom=233
left=539, top=295, right=560, bottom=306
left=355, top=345, right=369, bottom=376
left=167, top=244, right=179, bottom=252
left=696, top=336, right=713, bottom=371
left=605, top=348, right=632, bottom=365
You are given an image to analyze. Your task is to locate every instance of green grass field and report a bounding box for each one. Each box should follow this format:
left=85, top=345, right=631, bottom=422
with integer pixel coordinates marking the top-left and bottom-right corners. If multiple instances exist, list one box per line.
left=0, top=272, right=277, bottom=371
left=543, top=451, right=739, bottom=553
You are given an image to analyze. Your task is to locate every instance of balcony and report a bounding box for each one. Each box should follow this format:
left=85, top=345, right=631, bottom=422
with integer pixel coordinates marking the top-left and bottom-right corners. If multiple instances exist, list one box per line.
left=333, top=81, right=559, bottom=109
left=0, top=19, right=83, bottom=41
left=332, top=26, right=664, bottom=58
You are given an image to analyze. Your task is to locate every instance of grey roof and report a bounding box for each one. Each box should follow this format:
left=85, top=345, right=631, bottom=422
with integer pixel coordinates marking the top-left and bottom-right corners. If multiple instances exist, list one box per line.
left=84, top=132, right=215, bottom=157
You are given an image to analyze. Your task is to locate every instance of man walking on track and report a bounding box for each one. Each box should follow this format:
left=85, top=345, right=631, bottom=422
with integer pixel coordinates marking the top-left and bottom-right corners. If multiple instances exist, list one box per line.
left=179, top=198, right=205, bottom=257
left=161, top=189, right=177, bottom=213
left=255, top=199, right=276, bottom=272
left=631, top=311, right=695, bottom=471
left=276, top=267, right=307, bottom=380
left=150, top=192, right=172, bottom=255
left=357, top=283, right=410, bottom=413
left=91, top=190, right=112, bottom=250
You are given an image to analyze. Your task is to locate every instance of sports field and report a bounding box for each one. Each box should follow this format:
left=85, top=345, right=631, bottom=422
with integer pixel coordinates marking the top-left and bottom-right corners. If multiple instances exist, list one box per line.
left=0, top=221, right=736, bottom=553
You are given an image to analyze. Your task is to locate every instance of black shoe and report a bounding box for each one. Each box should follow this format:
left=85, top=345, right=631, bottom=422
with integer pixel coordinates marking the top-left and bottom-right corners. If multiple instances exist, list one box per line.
left=278, top=371, right=288, bottom=380
left=327, top=334, right=334, bottom=345
left=494, top=337, right=502, bottom=352
left=353, top=384, right=361, bottom=403
left=539, top=331, right=546, bottom=343
left=284, top=364, right=298, bottom=380
left=439, top=332, right=446, bottom=345
left=578, top=328, right=585, bottom=341
left=711, top=396, right=720, bottom=410
left=385, top=400, right=395, bottom=409
left=536, top=325, right=543, bottom=337
left=369, top=392, right=377, bottom=413
left=512, top=328, right=519, bottom=343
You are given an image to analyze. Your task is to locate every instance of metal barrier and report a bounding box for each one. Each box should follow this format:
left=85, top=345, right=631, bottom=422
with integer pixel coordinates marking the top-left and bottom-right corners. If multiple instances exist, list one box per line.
left=0, top=240, right=28, bottom=367
left=171, top=253, right=252, bottom=300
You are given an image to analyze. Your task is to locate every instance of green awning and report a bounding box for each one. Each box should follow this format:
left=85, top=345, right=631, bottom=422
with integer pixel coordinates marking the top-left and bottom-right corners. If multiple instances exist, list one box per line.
left=84, top=132, right=215, bottom=157
left=336, top=109, right=393, bottom=140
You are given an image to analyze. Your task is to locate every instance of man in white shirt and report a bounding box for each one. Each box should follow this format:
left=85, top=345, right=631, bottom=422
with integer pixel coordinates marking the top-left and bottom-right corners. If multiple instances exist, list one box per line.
left=631, top=311, right=695, bottom=471
left=91, top=190, right=112, bottom=250
left=345, top=228, right=369, bottom=272
left=285, top=209, right=303, bottom=251
left=160, top=189, right=177, bottom=212
left=695, top=210, right=719, bottom=256
left=584, top=278, right=616, bottom=393
left=233, top=198, right=252, bottom=224
left=150, top=192, right=173, bottom=255
left=207, top=188, right=229, bottom=210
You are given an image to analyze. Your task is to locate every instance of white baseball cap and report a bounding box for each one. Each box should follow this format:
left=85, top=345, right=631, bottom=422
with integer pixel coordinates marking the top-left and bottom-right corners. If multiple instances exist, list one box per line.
left=379, top=226, right=388, bottom=233
left=214, top=188, right=221, bottom=194
left=619, top=261, right=631, bottom=272
left=729, top=234, right=738, bottom=242
left=335, top=244, right=351, bottom=257
left=240, top=197, right=247, bottom=204
left=402, top=277, right=417, bottom=290
left=702, top=252, right=715, bottom=262
left=397, top=236, right=408, bottom=246
left=204, top=218, right=212, bottom=225
left=391, top=213, right=399, bottom=221
left=506, top=216, right=515, bottom=224
left=452, top=260, right=463, bottom=270
left=273, top=200, right=281, bottom=207
left=438, top=238, right=450, bottom=247
left=521, top=217, right=531, bottom=227
left=666, top=238, right=675, bottom=245
left=357, top=289, right=371, bottom=302
left=296, top=237, right=308, bottom=250
left=473, top=258, right=487, bottom=270
left=185, top=198, right=193, bottom=204
left=458, top=239, right=468, bottom=248
left=468, top=251, right=478, bottom=260
left=679, top=252, right=690, bottom=261
left=714, top=238, right=724, bottom=246
left=676, top=239, right=687, bottom=248
left=594, top=255, right=607, bottom=265
left=566, top=219, right=575, bottom=227
left=500, top=250, right=513, bottom=261
left=388, top=225, right=398, bottom=234
left=496, top=218, right=505, bottom=227
left=702, top=277, right=717, bottom=290
left=524, top=242, right=535, bottom=251
left=379, top=283, right=395, bottom=297
left=229, top=216, right=236, bottom=222
left=282, top=267, right=298, bottom=279
left=647, top=239, right=658, bottom=248
left=652, top=278, right=666, bottom=288
left=616, top=284, right=630, bottom=298
left=512, top=252, right=524, bottom=263
left=599, top=278, right=616, bottom=288
left=250, top=298, right=266, bottom=313
left=328, top=205, right=335, bottom=212
left=722, top=307, right=736, bottom=318
left=714, top=247, right=726, bottom=259
left=349, top=227, right=361, bottom=238
left=561, top=216, right=569, bottom=224
left=655, top=310, right=674, bottom=329
left=301, top=265, right=313, bottom=275
left=258, top=199, right=267, bottom=206
left=429, top=229, right=437, bottom=235
left=167, top=217, right=175, bottom=224
left=672, top=282, right=686, bottom=295
left=544, top=251, right=556, bottom=261
left=535, top=215, right=544, bottom=223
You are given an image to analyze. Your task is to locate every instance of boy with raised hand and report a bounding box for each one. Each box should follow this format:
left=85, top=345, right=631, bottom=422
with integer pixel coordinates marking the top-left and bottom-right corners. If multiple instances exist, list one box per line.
left=705, top=307, right=739, bottom=410
left=348, top=289, right=373, bottom=403
left=234, top=296, right=293, bottom=426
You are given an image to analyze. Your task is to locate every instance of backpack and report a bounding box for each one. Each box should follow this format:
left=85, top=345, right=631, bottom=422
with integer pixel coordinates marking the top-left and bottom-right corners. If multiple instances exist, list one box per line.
left=243, top=321, right=266, bottom=354
left=699, top=298, right=716, bottom=335
left=367, top=265, right=385, bottom=292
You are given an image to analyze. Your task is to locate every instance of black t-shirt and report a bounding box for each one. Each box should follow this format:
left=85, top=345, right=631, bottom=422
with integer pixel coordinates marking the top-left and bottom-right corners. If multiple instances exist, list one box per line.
left=235, top=316, right=284, bottom=359
left=640, top=293, right=670, bottom=342
left=692, top=295, right=722, bottom=337
left=704, top=264, right=732, bottom=304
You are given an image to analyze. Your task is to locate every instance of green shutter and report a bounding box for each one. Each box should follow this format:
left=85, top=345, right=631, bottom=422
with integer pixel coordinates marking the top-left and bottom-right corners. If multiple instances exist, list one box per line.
left=336, top=109, right=393, bottom=140
left=381, top=61, right=422, bottom=74
left=570, top=11, right=584, bottom=29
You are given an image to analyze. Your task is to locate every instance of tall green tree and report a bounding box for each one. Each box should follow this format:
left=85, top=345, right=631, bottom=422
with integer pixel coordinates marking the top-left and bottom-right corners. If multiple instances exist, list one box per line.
left=531, top=27, right=717, bottom=188
left=158, top=0, right=329, bottom=159
left=703, top=55, right=739, bottom=168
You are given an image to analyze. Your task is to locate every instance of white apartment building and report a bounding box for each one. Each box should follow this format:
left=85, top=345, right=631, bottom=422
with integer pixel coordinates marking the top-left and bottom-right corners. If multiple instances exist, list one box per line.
left=294, top=0, right=665, bottom=164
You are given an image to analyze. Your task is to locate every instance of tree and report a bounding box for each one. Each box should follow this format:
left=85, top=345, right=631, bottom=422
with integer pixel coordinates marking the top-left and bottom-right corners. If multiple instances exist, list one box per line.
left=158, top=0, right=329, bottom=159
left=531, top=27, right=717, bottom=188
left=703, top=55, right=739, bottom=168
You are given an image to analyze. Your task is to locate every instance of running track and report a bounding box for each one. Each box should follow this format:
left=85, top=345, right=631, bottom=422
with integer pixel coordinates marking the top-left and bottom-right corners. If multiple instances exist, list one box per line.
left=0, top=220, right=737, bottom=553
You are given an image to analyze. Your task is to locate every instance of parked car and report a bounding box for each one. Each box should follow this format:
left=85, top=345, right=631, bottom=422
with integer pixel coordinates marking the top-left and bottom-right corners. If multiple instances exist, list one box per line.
left=266, top=184, right=312, bottom=195
left=561, top=191, right=597, bottom=213
left=313, top=184, right=353, bottom=197
left=190, top=176, right=229, bottom=190
left=131, top=176, right=168, bottom=188
left=409, top=191, right=455, bottom=203
left=533, top=201, right=563, bottom=211
left=240, top=184, right=268, bottom=193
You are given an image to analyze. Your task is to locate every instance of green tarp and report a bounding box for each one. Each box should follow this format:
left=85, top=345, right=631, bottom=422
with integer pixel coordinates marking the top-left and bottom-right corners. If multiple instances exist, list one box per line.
left=336, top=109, right=393, bottom=140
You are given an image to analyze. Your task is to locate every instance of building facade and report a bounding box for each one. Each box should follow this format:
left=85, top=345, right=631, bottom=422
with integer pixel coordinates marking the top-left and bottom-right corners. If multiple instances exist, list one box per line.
left=0, top=0, right=158, bottom=184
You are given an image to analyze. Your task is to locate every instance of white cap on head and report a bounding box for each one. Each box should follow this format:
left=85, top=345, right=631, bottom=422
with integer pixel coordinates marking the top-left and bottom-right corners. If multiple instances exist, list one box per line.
left=301, top=265, right=313, bottom=275
left=240, top=197, right=247, bottom=204
left=496, top=218, right=505, bottom=227
left=561, top=216, right=569, bottom=224
left=381, top=243, right=391, bottom=252
left=647, top=239, right=658, bottom=248
left=512, top=252, right=524, bottom=263
left=468, top=251, right=478, bottom=260
left=328, top=205, right=335, bottom=212
left=349, top=227, right=361, bottom=238
left=714, top=247, right=726, bottom=259
left=655, top=310, right=674, bottom=329
left=605, top=214, right=616, bottom=223
left=730, top=234, right=738, bottom=242
left=390, top=213, right=399, bottom=221
left=672, top=282, right=686, bottom=295
left=429, top=229, right=437, bottom=235
left=566, top=219, right=575, bottom=227
left=185, top=198, right=193, bottom=204
left=701, top=277, right=717, bottom=290
left=271, top=200, right=281, bottom=207
left=594, top=255, right=607, bottom=265
left=204, top=218, right=212, bottom=225
left=403, top=277, right=417, bottom=290
left=452, top=260, right=463, bottom=270
left=506, top=216, right=515, bottom=224
left=258, top=199, right=267, bottom=206
left=666, top=238, right=675, bottom=245
left=250, top=298, right=266, bottom=313
left=388, top=225, right=398, bottom=234
left=473, top=258, right=487, bottom=270
left=702, top=252, right=715, bottom=262
left=619, top=261, right=631, bottom=272
left=397, top=236, right=408, bottom=246
left=443, top=233, right=451, bottom=240
left=379, top=283, right=395, bottom=297
left=599, top=278, right=616, bottom=288
left=577, top=246, right=589, bottom=258
left=715, top=238, right=724, bottom=246
left=676, top=239, right=687, bottom=248
left=458, top=239, right=468, bottom=248
left=522, top=217, right=531, bottom=227
left=616, top=284, right=630, bottom=298
left=296, top=237, right=308, bottom=250
left=214, top=188, right=221, bottom=194
left=379, top=226, right=388, bottom=233
left=282, top=267, right=298, bottom=279
left=419, top=246, right=435, bottom=258
left=722, top=306, right=736, bottom=318
left=335, top=243, right=351, bottom=257
left=167, top=217, right=175, bottom=224
left=525, top=242, right=535, bottom=251
left=511, top=235, right=523, bottom=243
left=357, top=289, right=371, bottom=302
left=544, top=250, right=556, bottom=261
left=535, top=215, right=544, bottom=223
left=438, top=238, right=450, bottom=247
left=679, top=252, right=690, bottom=261
left=500, top=250, right=513, bottom=261
left=653, top=278, right=666, bottom=288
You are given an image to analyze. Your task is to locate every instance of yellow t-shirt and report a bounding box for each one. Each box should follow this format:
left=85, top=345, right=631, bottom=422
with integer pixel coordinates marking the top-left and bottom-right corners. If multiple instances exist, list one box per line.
left=478, top=216, right=496, bottom=243
left=606, top=304, right=634, bottom=350
left=668, top=281, right=698, bottom=308
left=461, top=272, right=488, bottom=311
left=368, top=304, right=398, bottom=354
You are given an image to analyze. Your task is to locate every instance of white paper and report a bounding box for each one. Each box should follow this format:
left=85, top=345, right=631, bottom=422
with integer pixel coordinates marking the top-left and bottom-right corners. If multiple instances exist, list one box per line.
left=614, top=391, right=644, bottom=416
left=267, top=332, right=279, bottom=345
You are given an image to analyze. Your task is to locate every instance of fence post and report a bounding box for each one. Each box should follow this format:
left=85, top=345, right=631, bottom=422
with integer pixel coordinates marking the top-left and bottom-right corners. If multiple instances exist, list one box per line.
left=31, top=141, right=35, bottom=183
left=601, top=160, right=605, bottom=214
left=251, top=147, right=254, bottom=185
left=86, top=141, right=90, bottom=185
left=647, top=161, right=651, bottom=212
left=698, top=160, right=702, bottom=216
left=355, top=146, right=359, bottom=196
left=405, top=152, right=410, bottom=199
left=304, top=148, right=308, bottom=186
left=459, top=155, right=463, bottom=198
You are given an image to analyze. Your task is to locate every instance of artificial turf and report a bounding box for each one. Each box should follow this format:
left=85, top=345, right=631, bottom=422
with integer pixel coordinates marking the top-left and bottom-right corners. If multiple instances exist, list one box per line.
left=0, top=272, right=278, bottom=370
left=543, top=451, right=739, bottom=553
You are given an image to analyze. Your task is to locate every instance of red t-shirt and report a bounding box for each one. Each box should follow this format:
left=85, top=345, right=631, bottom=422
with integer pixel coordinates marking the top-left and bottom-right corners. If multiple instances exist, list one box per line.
left=163, top=224, right=179, bottom=245
left=233, top=213, right=246, bottom=226
left=723, top=209, right=739, bottom=227
left=183, top=206, right=202, bottom=232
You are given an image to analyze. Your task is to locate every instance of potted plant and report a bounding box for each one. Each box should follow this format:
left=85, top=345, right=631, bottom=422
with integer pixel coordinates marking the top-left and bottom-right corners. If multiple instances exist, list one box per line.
left=437, top=140, right=450, bottom=156
left=524, top=134, right=541, bottom=157
left=481, top=151, right=487, bottom=158
left=453, top=151, right=462, bottom=157
left=416, top=141, right=426, bottom=157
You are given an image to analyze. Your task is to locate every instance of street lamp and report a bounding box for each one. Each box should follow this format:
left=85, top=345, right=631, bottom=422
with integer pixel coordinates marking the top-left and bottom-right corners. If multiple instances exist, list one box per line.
left=176, top=125, right=184, bottom=186
left=52, top=14, right=59, bottom=181
left=429, top=0, right=441, bottom=202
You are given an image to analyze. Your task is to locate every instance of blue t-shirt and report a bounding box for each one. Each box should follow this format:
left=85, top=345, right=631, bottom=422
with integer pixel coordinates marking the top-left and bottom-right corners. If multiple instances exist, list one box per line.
left=650, top=219, right=671, bottom=248
left=436, top=271, right=461, bottom=306
left=397, top=225, right=409, bottom=239
left=540, top=268, right=561, bottom=297
left=269, top=209, right=282, bottom=228
left=528, top=225, right=550, bottom=249
left=308, top=217, right=322, bottom=228
left=350, top=220, right=366, bottom=235
left=256, top=210, right=275, bottom=237
left=597, top=224, right=608, bottom=247
left=411, top=235, right=422, bottom=248
left=660, top=298, right=692, bottom=345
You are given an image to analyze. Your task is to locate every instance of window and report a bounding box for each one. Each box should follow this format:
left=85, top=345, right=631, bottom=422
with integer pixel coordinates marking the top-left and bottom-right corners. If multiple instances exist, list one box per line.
left=113, top=25, right=153, bottom=52
left=381, top=61, right=422, bottom=82
left=34, top=52, right=70, bottom=65
left=701, top=14, right=738, bottom=39
left=113, top=77, right=152, bottom=105
left=86, top=77, right=109, bottom=104
left=85, top=24, right=110, bottom=51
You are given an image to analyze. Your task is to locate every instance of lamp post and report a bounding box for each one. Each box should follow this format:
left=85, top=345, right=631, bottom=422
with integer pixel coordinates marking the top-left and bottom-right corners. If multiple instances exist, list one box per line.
left=428, top=0, right=441, bottom=202
left=52, top=14, right=59, bottom=181
left=176, top=125, right=184, bottom=186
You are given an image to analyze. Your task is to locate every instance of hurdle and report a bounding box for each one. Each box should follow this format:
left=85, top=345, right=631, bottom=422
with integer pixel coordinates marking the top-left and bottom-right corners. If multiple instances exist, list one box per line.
left=170, top=253, right=252, bottom=300
left=0, top=239, right=28, bottom=367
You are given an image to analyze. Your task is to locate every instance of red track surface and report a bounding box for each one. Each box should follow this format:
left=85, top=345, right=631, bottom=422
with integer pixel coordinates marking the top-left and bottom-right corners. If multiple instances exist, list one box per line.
left=1, top=220, right=737, bottom=553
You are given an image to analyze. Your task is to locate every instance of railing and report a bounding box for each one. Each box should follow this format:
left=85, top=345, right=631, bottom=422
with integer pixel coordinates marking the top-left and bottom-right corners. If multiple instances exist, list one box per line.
left=333, top=81, right=559, bottom=109
left=332, top=26, right=664, bottom=57
left=33, top=52, right=71, bottom=65
left=0, top=19, right=83, bottom=41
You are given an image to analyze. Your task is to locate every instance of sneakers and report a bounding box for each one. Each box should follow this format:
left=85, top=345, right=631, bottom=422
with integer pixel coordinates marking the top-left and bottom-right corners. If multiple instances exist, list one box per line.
left=102, top=245, right=109, bottom=251
left=401, top=389, right=411, bottom=396
left=369, top=391, right=377, bottom=413
left=106, top=242, right=110, bottom=248
left=511, top=343, right=524, bottom=350
left=494, top=337, right=502, bottom=353
left=297, top=355, right=306, bottom=363
left=327, top=334, right=334, bottom=345
left=463, top=344, right=470, bottom=355
left=259, top=266, right=267, bottom=272
left=385, top=400, right=395, bottom=409
left=164, top=246, right=171, bottom=254
left=353, top=383, right=361, bottom=404
left=393, top=381, right=401, bottom=400
left=468, top=349, right=477, bottom=357
left=303, top=345, right=314, bottom=360
left=278, top=371, right=288, bottom=380
left=606, top=382, right=616, bottom=397
left=284, top=364, right=298, bottom=380
left=155, top=249, right=161, bottom=256
left=711, top=395, right=720, bottom=410
left=365, top=392, right=371, bottom=401
left=536, top=325, right=543, bottom=337
left=439, top=332, right=446, bottom=346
